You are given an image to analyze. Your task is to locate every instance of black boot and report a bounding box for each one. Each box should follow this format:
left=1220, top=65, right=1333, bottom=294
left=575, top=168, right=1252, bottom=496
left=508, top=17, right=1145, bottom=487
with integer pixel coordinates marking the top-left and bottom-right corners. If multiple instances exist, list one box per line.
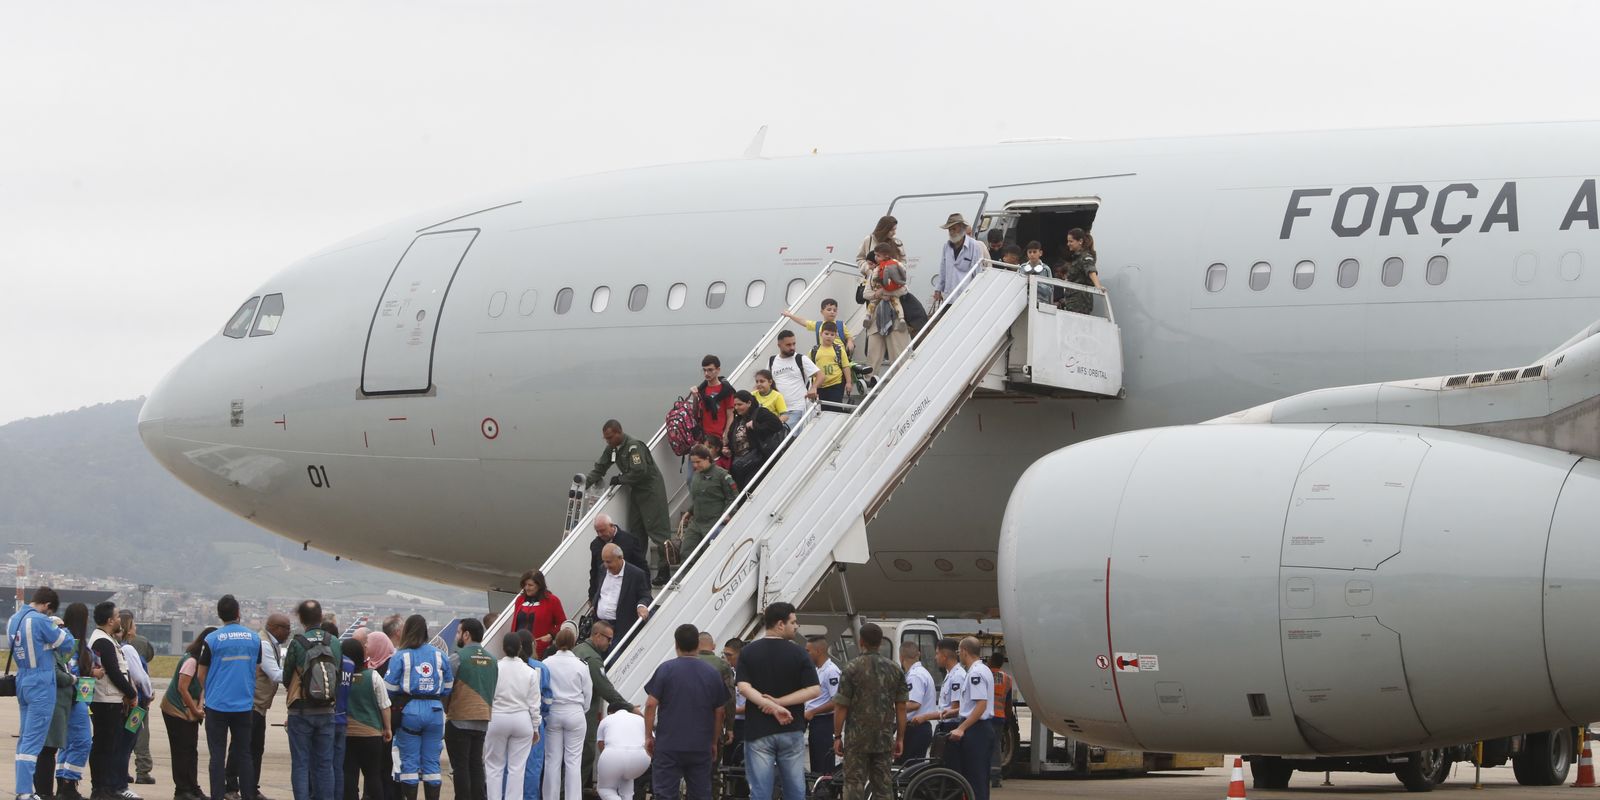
left=422, top=785, right=440, bottom=800
left=56, top=781, right=83, bottom=800
left=400, top=786, right=418, bottom=800
left=653, top=566, right=670, bottom=587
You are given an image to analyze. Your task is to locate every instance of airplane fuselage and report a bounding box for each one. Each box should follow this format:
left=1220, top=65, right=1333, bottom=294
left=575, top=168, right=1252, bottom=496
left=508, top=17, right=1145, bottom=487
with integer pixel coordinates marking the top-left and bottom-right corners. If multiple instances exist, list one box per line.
left=139, top=122, right=1600, bottom=617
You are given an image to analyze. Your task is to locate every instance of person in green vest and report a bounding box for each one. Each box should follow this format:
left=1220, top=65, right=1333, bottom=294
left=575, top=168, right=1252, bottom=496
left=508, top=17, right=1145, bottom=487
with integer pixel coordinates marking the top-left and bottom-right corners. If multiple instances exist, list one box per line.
left=696, top=631, right=737, bottom=763
left=681, top=444, right=739, bottom=556
left=160, top=626, right=215, bottom=800
left=571, top=621, right=634, bottom=790
left=445, top=619, right=497, bottom=800
left=343, top=638, right=394, bottom=800
left=585, top=420, right=674, bottom=586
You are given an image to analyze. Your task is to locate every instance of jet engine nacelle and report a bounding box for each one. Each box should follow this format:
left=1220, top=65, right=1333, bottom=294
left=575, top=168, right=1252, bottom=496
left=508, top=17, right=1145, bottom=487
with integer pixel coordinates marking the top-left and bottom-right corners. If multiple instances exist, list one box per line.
left=999, top=422, right=1600, bottom=756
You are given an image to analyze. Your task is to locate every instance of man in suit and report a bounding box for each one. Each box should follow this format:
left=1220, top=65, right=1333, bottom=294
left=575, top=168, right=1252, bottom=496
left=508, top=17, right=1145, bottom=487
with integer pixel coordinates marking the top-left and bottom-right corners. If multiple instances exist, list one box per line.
left=593, top=543, right=652, bottom=642
left=589, top=513, right=648, bottom=603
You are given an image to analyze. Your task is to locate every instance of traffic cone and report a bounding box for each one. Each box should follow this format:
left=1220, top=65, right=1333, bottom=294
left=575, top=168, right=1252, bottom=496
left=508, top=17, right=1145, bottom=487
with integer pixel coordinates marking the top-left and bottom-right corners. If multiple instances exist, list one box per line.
left=1577, top=732, right=1596, bottom=787
left=1228, top=756, right=1248, bottom=798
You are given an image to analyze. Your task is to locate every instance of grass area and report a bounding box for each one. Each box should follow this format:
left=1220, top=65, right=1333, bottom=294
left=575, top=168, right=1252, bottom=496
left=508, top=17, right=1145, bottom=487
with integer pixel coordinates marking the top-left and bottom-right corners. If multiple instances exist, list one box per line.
left=147, top=655, right=180, bottom=679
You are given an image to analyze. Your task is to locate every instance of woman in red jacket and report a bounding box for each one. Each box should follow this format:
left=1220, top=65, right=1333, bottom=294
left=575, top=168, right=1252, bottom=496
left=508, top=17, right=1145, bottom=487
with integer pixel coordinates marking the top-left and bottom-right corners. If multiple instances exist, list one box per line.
left=510, top=569, right=567, bottom=659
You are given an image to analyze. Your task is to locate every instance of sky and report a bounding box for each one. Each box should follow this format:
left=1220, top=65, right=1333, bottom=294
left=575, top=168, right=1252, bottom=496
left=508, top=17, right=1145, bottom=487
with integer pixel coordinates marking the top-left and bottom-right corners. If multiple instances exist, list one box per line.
left=3, top=0, right=1599, bottom=425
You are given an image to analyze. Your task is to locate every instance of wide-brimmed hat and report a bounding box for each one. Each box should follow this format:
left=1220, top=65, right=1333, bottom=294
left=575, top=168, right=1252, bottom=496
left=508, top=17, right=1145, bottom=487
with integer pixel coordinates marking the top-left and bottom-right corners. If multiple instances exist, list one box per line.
left=939, top=213, right=969, bottom=230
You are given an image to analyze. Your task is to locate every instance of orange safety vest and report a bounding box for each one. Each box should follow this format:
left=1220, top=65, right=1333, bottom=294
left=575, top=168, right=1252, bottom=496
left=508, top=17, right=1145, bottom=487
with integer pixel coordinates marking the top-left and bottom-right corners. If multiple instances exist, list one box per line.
left=992, top=669, right=1012, bottom=719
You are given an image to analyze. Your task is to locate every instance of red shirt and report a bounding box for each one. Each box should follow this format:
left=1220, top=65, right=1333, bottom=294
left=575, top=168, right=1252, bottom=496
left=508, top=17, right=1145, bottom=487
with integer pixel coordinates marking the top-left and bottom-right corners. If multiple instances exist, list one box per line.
left=511, top=592, right=567, bottom=658
left=697, top=379, right=736, bottom=439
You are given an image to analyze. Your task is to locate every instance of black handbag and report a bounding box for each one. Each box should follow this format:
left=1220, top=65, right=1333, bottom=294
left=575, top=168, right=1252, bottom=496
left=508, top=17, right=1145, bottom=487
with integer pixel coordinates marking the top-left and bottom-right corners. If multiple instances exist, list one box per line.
left=0, top=648, right=16, bottom=697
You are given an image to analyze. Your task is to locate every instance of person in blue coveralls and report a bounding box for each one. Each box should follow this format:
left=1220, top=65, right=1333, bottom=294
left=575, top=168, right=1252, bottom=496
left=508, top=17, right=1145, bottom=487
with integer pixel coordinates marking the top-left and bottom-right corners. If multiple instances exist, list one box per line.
left=385, top=616, right=453, bottom=800
left=9, top=587, right=67, bottom=800
left=515, top=630, right=553, bottom=800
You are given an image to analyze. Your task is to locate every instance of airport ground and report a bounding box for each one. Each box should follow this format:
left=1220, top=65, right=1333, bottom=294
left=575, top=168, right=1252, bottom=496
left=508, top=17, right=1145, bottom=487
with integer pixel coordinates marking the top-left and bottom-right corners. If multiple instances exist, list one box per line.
left=0, top=694, right=1583, bottom=800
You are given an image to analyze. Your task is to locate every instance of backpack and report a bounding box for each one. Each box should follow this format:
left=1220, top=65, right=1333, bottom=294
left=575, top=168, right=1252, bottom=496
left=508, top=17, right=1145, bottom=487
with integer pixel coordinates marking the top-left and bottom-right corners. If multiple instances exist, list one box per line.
left=664, top=393, right=702, bottom=457
left=293, top=633, right=338, bottom=707
left=811, top=343, right=845, bottom=379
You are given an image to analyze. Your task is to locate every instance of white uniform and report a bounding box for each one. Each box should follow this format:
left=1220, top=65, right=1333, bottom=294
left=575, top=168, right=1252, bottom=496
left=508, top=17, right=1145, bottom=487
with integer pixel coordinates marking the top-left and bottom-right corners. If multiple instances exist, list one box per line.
left=542, top=650, right=593, bottom=800
left=486, top=657, right=542, bottom=800
left=806, top=659, right=841, bottom=714
left=594, top=711, right=649, bottom=800
left=905, top=662, right=936, bottom=722
left=958, top=661, right=995, bottom=721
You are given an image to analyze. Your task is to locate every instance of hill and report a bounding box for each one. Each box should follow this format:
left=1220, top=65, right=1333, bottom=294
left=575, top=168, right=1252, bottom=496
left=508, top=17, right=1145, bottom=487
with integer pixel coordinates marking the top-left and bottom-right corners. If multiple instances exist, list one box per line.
left=0, top=399, right=479, bottom=605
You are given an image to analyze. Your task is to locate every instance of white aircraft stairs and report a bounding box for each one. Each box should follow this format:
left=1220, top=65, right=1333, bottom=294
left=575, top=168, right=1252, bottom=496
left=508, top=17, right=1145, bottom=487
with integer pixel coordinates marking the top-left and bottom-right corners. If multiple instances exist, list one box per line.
left=483, top=258, right=1123, bottom=702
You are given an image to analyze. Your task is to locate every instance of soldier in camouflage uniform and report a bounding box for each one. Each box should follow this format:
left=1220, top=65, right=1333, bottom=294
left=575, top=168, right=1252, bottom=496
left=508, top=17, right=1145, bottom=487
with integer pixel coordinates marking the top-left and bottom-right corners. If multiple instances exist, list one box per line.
left=832, top=623, right=907, bottom=800
left=586, top=419, right=673, bottom=584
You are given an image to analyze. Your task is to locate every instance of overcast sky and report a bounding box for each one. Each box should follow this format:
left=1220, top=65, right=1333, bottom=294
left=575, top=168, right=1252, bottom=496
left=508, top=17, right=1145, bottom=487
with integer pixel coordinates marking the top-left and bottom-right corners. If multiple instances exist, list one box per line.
left=3, top=0, right=1597, bottom=425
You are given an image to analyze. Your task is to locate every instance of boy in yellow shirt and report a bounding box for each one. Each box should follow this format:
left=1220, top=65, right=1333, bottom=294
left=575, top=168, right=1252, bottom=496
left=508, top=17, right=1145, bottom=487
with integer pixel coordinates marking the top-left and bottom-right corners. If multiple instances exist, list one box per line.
left=810, top=322, right=853, bottom=410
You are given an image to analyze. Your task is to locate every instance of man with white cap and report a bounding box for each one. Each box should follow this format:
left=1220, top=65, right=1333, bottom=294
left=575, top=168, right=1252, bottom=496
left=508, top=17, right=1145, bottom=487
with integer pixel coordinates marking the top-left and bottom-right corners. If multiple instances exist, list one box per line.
left=933, top=213, right=987, bottom=306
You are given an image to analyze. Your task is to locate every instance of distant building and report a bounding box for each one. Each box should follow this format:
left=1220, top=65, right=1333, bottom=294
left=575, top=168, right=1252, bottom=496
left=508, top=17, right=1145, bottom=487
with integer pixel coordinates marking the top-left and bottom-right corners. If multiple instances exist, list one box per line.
left=0, top=587, right=115, bottom=619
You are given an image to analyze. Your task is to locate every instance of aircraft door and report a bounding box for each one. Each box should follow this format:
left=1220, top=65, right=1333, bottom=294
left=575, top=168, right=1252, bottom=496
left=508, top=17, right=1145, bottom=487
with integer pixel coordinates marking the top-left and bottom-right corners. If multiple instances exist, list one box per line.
left=361, top=228, right=479, bottom=395
left=886, top=192, right=987, bottom=286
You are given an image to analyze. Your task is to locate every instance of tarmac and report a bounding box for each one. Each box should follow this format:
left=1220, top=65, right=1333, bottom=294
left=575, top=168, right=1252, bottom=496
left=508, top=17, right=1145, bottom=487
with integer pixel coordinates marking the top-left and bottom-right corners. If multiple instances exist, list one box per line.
left=0, top=695, right=1589, bottom=800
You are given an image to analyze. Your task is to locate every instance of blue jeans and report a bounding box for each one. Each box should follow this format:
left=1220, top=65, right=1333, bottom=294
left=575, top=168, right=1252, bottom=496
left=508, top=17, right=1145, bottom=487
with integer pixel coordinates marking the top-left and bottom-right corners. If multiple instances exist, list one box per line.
left=745, top=731, right=806, bottom=800
left=287, top=713, right=337, bottom=800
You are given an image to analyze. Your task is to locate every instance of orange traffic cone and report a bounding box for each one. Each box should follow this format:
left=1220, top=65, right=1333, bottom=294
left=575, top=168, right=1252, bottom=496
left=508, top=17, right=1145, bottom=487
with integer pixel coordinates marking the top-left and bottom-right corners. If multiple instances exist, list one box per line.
left=1228, top=756, right=1248, bottom=798
left=1577, top=732, right=1596, bottom=787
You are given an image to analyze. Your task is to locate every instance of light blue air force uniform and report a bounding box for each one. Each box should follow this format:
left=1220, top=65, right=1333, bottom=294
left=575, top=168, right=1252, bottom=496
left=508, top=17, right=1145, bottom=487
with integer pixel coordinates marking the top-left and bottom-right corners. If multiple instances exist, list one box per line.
left=9, top=607, right=68, bottom=794
left=385, top=645, right=453, bottom=786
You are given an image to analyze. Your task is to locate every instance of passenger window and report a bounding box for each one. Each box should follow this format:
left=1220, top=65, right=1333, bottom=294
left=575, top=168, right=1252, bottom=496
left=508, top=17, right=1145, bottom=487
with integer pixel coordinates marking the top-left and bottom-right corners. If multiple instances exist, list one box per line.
left=591, top=286, right=611, bottom=313
left=1204, top=263, right=1226, bottom=293
left=1426, top=255, right=1449, bottom=286
left=745, top=280, right=766, bottom=308
left=628, top=284, right=648, bottom=312
left=249, top=294, right=284, bottom=336
left=1249, top=261, right=1271, bottom=291
left=1337, top=258, right=1360, bottom=288
left=223, top=297, right=261, bottom=339
left=518, top=289, right=538, bottom=316
left=554, top=287, right=573, bottom=315
left=1292, top=260, right=1315, bottom=290
left=1382, top=257, right=1404, bottom=287
left=667, top=283, right=687, bottom=310
left=706, top=281, right=727, bottom=309
left=786, top=278, right=807, bottom=305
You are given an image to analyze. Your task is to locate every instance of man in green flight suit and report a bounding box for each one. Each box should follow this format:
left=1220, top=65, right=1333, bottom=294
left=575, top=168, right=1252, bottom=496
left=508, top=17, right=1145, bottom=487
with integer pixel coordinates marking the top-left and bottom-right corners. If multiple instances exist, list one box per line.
left=586, top=419, right=673, bottom=586
left=570, top=620, right=634, bottom=790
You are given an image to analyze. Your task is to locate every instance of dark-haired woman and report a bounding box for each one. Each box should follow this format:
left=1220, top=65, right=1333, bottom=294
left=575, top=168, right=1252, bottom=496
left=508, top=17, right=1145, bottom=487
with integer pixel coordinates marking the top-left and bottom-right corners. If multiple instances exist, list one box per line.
left=384, top=616, right=452, bottom=800
left=47, top=602, right=93, bottom=800
left=1056, top=228, right=1104, bottom=315
left=510, top=570, right=567, bottom=660
left=161, top=625, right=215, bottom=800
left=727, top=390, right=785, bottom=489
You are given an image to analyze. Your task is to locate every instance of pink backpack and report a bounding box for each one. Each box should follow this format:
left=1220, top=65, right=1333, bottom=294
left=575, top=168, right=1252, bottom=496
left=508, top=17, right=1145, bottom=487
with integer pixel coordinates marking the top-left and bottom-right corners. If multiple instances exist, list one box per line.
left=664, top=393, right=702, bottom=457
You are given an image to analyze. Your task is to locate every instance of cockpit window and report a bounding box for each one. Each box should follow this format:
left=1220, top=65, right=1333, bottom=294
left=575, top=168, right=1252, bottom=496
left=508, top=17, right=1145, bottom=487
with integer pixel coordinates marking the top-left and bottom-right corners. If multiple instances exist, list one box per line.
left=250, top=294, right=284, bottom=337
left=223, top=297, right=261, bottom=339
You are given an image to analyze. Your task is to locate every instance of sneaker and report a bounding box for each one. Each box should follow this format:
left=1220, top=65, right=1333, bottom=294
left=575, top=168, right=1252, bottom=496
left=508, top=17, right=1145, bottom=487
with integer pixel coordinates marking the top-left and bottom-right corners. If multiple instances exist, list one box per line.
left=117, top=790, right=142, bottom=800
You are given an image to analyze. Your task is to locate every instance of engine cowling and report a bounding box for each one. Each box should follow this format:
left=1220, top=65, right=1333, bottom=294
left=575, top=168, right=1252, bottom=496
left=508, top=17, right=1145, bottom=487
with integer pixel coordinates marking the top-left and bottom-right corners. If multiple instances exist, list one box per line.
left=999, top=422, right=1600, bottom=756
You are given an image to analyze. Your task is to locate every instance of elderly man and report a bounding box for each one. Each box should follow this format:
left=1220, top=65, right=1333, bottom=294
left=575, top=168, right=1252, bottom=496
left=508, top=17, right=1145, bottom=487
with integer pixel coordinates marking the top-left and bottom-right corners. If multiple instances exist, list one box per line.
left=592, top=544, right=651, bottom=643
left=589, top=514, right=648, bottom=604
left=933, top=213, right=986, bottom=306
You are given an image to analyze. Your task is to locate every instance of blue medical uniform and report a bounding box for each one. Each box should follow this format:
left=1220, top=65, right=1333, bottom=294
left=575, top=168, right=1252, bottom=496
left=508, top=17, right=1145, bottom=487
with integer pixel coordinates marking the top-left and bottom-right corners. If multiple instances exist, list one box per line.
left=9, top=607, right=68, bottom=795
left=385, top=645, right=453, bottom=786
left=55, top=635, right=90, bottom=784
left=522, top=659, right=552, bottom=800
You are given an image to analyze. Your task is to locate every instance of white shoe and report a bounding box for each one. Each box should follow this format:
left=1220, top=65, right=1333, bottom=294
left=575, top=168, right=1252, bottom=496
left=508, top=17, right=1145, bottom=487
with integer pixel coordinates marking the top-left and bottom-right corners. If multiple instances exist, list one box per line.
left=118, top=791, right=143, bottom=800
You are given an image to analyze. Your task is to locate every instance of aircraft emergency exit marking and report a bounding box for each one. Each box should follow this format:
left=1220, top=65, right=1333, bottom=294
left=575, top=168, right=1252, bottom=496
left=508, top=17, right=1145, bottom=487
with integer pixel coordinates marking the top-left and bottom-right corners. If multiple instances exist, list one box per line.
left=1279, top=179, right=1600, bottom=239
